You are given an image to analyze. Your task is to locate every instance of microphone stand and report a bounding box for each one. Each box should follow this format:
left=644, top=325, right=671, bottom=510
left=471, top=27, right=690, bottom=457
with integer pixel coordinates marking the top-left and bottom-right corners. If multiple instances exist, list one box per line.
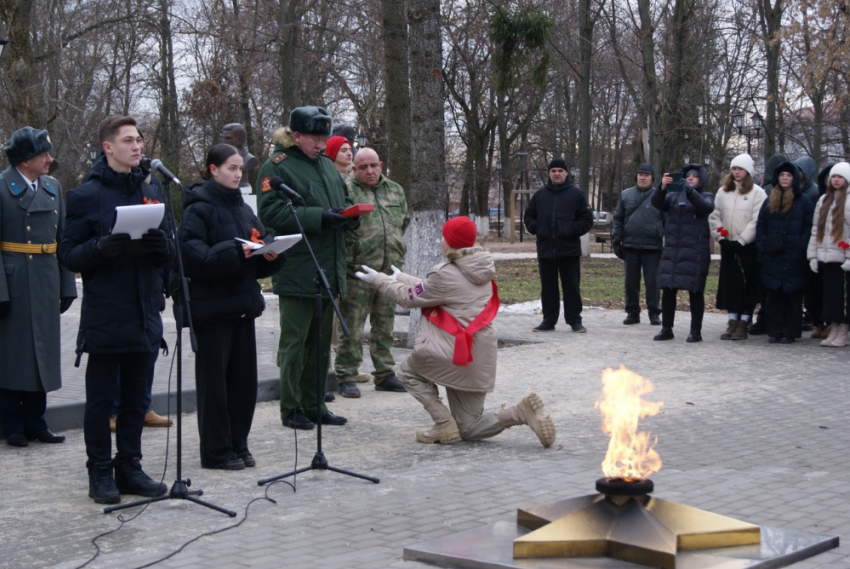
left=105, top=177, right=237, bottom=517
left=258, top=191, right=379, bottom=486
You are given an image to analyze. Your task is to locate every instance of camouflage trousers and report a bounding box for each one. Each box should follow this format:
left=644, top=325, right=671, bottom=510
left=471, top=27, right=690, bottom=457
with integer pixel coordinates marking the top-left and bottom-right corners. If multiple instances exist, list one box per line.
left=334, top=275, right=396, bottom=384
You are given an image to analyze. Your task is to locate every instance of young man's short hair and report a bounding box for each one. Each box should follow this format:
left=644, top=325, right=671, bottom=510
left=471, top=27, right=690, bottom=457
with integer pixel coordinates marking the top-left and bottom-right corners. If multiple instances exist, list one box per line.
left=98, top=115, right=138, bottom=145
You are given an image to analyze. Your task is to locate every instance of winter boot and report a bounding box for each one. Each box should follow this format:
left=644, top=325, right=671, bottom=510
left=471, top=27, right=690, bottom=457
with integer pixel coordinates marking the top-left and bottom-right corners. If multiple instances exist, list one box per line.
left=828, top=323, right=849, bottom=347
left=498, top=393, right=556, bottom=448
left=416, top=399, right=461, bottom=444
left=720, top=319, right=737, bottom=340
left=88, top=462, right=120, bottom=504
left=811, top=324, right=830, bottom=339
left=730, top=320, right=748, bottom=340
left=114, top=458, right=167, bottom=497
left=821, top=323, right=841, bottom=347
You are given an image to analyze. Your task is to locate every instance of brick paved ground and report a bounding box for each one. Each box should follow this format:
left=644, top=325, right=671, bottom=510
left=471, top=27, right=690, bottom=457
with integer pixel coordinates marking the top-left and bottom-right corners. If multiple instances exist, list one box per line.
left=1, top=297, right=849, bottom=568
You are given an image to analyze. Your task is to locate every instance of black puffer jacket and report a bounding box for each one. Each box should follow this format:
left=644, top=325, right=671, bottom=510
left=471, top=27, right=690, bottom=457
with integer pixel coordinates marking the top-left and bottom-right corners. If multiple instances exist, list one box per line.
left=651, top=164, right=715, bottom=292
left=524, top=178, right=594, bottom=258
left=179, top=180, right=285, bottom=325
left=59, top=157, right=174, bottom=355
left=612, top=184, right=665, bottom=250
left=756, top=162, right=814, bottom=293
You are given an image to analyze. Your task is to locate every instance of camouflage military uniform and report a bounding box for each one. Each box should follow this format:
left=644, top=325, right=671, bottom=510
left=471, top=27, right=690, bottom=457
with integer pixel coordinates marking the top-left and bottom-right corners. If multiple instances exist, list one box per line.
left=335, top=173, right=409, bottom=385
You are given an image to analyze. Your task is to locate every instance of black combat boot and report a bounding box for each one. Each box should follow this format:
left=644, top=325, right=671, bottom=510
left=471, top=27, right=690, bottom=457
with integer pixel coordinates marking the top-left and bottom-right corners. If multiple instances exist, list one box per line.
left=88, top=461, right=120, bottom=504
left=114, top=458, right=167, bottom=497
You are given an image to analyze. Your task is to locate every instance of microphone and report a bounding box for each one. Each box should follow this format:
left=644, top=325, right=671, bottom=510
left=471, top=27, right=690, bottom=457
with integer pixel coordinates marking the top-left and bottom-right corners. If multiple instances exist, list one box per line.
left=150, top=159, right=182, bottom=186
left=268, top=176, right=305, bottom=205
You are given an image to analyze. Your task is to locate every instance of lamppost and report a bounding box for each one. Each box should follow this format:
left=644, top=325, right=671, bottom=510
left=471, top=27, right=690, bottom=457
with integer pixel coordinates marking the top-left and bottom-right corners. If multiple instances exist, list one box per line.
left=357, top=131, right=367, bottom=149
left=732, top=109, right=762, bottom=155
left=88, top=143, right=99, bottom=162
left=496, top=159, right=502, bottom=238
left=683, top=152, right=691, bottom=164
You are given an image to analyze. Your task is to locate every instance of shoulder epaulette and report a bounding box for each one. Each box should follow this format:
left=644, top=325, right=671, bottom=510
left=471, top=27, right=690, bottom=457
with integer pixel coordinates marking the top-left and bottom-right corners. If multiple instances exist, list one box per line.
left=271, top=153, right=287, bottom=164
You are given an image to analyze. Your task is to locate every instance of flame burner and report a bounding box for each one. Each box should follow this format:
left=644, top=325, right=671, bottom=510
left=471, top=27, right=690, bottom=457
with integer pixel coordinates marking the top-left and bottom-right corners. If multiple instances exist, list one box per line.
left=596, top=476, right=654, bottom=497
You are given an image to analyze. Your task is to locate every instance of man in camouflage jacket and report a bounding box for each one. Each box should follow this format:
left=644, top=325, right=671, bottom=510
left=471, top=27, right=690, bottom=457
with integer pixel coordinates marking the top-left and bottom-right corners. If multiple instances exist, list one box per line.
left=334, top=148, right=409, bottom=397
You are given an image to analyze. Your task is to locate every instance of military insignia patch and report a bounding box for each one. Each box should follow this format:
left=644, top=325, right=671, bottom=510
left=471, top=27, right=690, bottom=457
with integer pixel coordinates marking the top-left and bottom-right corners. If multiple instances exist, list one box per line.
left=407, top=287, right=414, bottom=301
left=261, top=177, right=272, bottom=193
left=271, top=154, right=287, bottom=164
left=414, top=282, right=426, bottom=296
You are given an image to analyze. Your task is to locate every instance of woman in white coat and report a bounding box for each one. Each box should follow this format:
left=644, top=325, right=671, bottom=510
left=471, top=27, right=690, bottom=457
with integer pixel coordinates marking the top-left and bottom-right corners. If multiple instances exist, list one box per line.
left=807, top=162, right=850, bottom=347
left=709, top=154, right=767, bottom=340
left=355, top=216, right=555, bottom=447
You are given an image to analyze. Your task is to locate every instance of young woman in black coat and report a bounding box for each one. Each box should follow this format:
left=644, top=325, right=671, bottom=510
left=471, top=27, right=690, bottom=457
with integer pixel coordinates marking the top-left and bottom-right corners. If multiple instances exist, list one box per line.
left=755, top=161, right=814, bottom=344
left=651, top=164, right=715, bottom=343
left=180, top=144, right=285, bottom=470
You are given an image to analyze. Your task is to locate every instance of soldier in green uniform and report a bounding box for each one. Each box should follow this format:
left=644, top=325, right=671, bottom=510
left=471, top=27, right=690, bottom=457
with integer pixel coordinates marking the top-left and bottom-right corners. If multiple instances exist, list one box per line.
left=335, top=148, right=410, bottom=397
left=257, top=106, right=354, bottom=430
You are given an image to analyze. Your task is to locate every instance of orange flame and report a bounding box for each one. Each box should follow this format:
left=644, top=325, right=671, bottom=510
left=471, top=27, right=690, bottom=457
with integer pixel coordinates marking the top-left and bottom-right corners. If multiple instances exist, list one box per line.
left=594, top=366, right=663, bottom=480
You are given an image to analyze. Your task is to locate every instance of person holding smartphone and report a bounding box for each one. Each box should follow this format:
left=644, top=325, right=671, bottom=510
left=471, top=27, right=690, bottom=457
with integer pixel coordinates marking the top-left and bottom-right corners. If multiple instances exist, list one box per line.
left=651, top=164, right=715, bottom=342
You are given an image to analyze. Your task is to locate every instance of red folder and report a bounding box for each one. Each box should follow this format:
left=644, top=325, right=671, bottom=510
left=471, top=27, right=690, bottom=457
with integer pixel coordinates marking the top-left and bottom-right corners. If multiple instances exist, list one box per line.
left=340, top=203, right=375, bottom=218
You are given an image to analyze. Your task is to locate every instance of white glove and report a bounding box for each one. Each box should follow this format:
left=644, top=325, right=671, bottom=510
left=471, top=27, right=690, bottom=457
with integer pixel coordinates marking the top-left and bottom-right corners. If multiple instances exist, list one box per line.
left=355, top=264, right=378, bottom=283
left=842, top=260, right=850, bottom=272
left=809, top=259, right=819, bottom=273
left=390, top=265, right=402, bottom=280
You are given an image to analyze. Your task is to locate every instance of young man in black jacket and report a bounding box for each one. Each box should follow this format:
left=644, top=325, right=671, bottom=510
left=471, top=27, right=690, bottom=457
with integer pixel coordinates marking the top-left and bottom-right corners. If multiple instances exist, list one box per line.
left=523, top=158, right=594, bottom=332
left=59, top=115, right=174, bottom=505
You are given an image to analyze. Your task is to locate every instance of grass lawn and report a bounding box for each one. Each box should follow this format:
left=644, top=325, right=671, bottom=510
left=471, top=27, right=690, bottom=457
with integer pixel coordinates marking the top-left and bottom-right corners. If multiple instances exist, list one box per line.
left=494, top=257, right=722, bottom=313
left=260, top=257, right=722, bottom=313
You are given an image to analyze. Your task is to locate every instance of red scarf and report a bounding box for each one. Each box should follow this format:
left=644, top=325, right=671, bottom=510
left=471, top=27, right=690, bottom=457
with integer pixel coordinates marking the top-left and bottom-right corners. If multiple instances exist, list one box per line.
left=421, top=281, right=499, bottom=366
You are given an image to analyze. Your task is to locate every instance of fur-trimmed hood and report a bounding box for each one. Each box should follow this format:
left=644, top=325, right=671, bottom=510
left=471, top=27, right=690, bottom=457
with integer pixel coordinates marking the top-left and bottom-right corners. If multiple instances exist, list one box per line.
left=272, top=127, right=297, bottom=149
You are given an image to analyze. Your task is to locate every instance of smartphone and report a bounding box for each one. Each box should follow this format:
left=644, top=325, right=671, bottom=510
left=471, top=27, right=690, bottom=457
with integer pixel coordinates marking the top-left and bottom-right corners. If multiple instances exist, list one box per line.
left=667, top=172, right=683, bottom=191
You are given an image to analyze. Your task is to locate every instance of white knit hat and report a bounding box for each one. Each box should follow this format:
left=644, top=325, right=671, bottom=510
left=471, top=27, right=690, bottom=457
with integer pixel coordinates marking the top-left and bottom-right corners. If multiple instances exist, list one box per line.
left=828, top=162, right=850, bottom=186
left=729, top=154, right=755, bottom=178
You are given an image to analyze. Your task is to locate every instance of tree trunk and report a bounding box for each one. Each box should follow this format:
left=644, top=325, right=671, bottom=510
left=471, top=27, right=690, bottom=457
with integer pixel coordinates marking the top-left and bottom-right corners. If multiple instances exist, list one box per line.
left=1, top=0, right=36, bottom=125
left=278, top=0, right=302, bottom=121
left=578, top=0, right=593, bottom=194
left=158, top=0, right=179, bottom=171
left=637, top=0, right=661, bottom=173
left=406, top=0, right=446, bottom=345
left=758, top=0, right=783, bottom=162
left=381, top=0, right=412, bottom=195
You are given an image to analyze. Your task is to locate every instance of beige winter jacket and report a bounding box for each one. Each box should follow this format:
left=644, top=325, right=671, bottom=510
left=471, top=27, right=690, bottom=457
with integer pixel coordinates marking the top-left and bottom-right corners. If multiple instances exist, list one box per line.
left=373, top=246, right=498, bottom=393
left=709, top=183, right=767, bottom=245
left=807, top=194, right=850, bottom=264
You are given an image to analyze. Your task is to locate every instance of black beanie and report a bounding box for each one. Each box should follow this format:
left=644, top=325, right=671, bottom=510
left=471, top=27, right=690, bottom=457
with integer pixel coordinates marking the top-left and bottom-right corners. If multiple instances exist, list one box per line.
left=548, top=157, right=568, bottom=171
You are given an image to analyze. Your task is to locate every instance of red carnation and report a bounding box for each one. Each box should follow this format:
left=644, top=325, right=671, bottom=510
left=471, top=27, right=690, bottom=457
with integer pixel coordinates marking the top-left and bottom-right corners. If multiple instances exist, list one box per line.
left=720, top=229, right=729, bottom=237
left=716, top=226, right=724, bottom=234
left=838, top=241, right=850, bottom=250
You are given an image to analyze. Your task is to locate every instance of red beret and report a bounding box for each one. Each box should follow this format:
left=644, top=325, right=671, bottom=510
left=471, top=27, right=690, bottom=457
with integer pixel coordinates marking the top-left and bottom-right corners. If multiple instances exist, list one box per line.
left=325, top=136, right=349, bottom=161
left=442, top=216, right=477, bottom=249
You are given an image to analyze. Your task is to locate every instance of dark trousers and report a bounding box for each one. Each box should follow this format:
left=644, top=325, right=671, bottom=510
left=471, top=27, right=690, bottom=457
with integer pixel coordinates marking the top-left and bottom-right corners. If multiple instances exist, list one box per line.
left=84, top=352, right=153, bottom=468
left=538, top=256, right=582, bottom=326
left=0, top=388, right=48, bottom=436
left=765, top=289, right=803, bottom=339
left=623, top=248, right=661, bottom=316
left=661, top=288, right=705, bottom=331
left=716, top=243, right=759, bottom=316
left=278, top=296, right=334, bottom=422
left=195, top=318, right=258, bottom=467
left=821, top=262, right=850, bottom=324
left=111, top=351, right=158, bottom=417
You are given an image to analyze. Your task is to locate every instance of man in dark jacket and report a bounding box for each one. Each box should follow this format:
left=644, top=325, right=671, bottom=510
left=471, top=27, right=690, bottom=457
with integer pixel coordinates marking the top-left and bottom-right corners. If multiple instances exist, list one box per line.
left=257, top=106, right=353, bottom=430
left=523, top=158, right=594, bottom=332
left=0, top=127, right=77, bottom=447
left=612, top=163, right=664, bottom=325
left=59, top=115, right=173, bottom=505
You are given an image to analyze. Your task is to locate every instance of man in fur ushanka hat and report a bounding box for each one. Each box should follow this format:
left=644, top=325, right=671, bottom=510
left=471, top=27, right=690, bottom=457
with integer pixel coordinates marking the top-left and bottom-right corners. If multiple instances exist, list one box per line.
left=257, top=107, right=356, bottom=431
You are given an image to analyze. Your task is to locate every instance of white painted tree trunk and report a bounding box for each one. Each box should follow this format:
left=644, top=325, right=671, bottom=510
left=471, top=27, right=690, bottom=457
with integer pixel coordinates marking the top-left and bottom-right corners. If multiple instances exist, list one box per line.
left=403, top=210, right=445, bottom=347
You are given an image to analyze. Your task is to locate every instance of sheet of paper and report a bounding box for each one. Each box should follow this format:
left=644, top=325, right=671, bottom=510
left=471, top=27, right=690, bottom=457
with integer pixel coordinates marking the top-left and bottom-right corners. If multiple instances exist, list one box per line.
left=234, top=234, right=302, bottom=255
left=112, top=204, right=165, bottom=239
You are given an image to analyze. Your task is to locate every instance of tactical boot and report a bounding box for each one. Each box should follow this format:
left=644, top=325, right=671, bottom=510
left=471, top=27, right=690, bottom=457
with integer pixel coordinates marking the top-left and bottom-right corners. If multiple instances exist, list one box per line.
left=623, top=313, right=640, bottom=325
left=114, top=459, right=167, bottom=497
left=88, top=462, right=120, bottom=504
left=720, top=319, right=737, bottom=340
left=498, top=393, right=556, bottom=448
left=730, top=320, right=748, bottom=340
left=416, top=399, right=461, bottom=444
